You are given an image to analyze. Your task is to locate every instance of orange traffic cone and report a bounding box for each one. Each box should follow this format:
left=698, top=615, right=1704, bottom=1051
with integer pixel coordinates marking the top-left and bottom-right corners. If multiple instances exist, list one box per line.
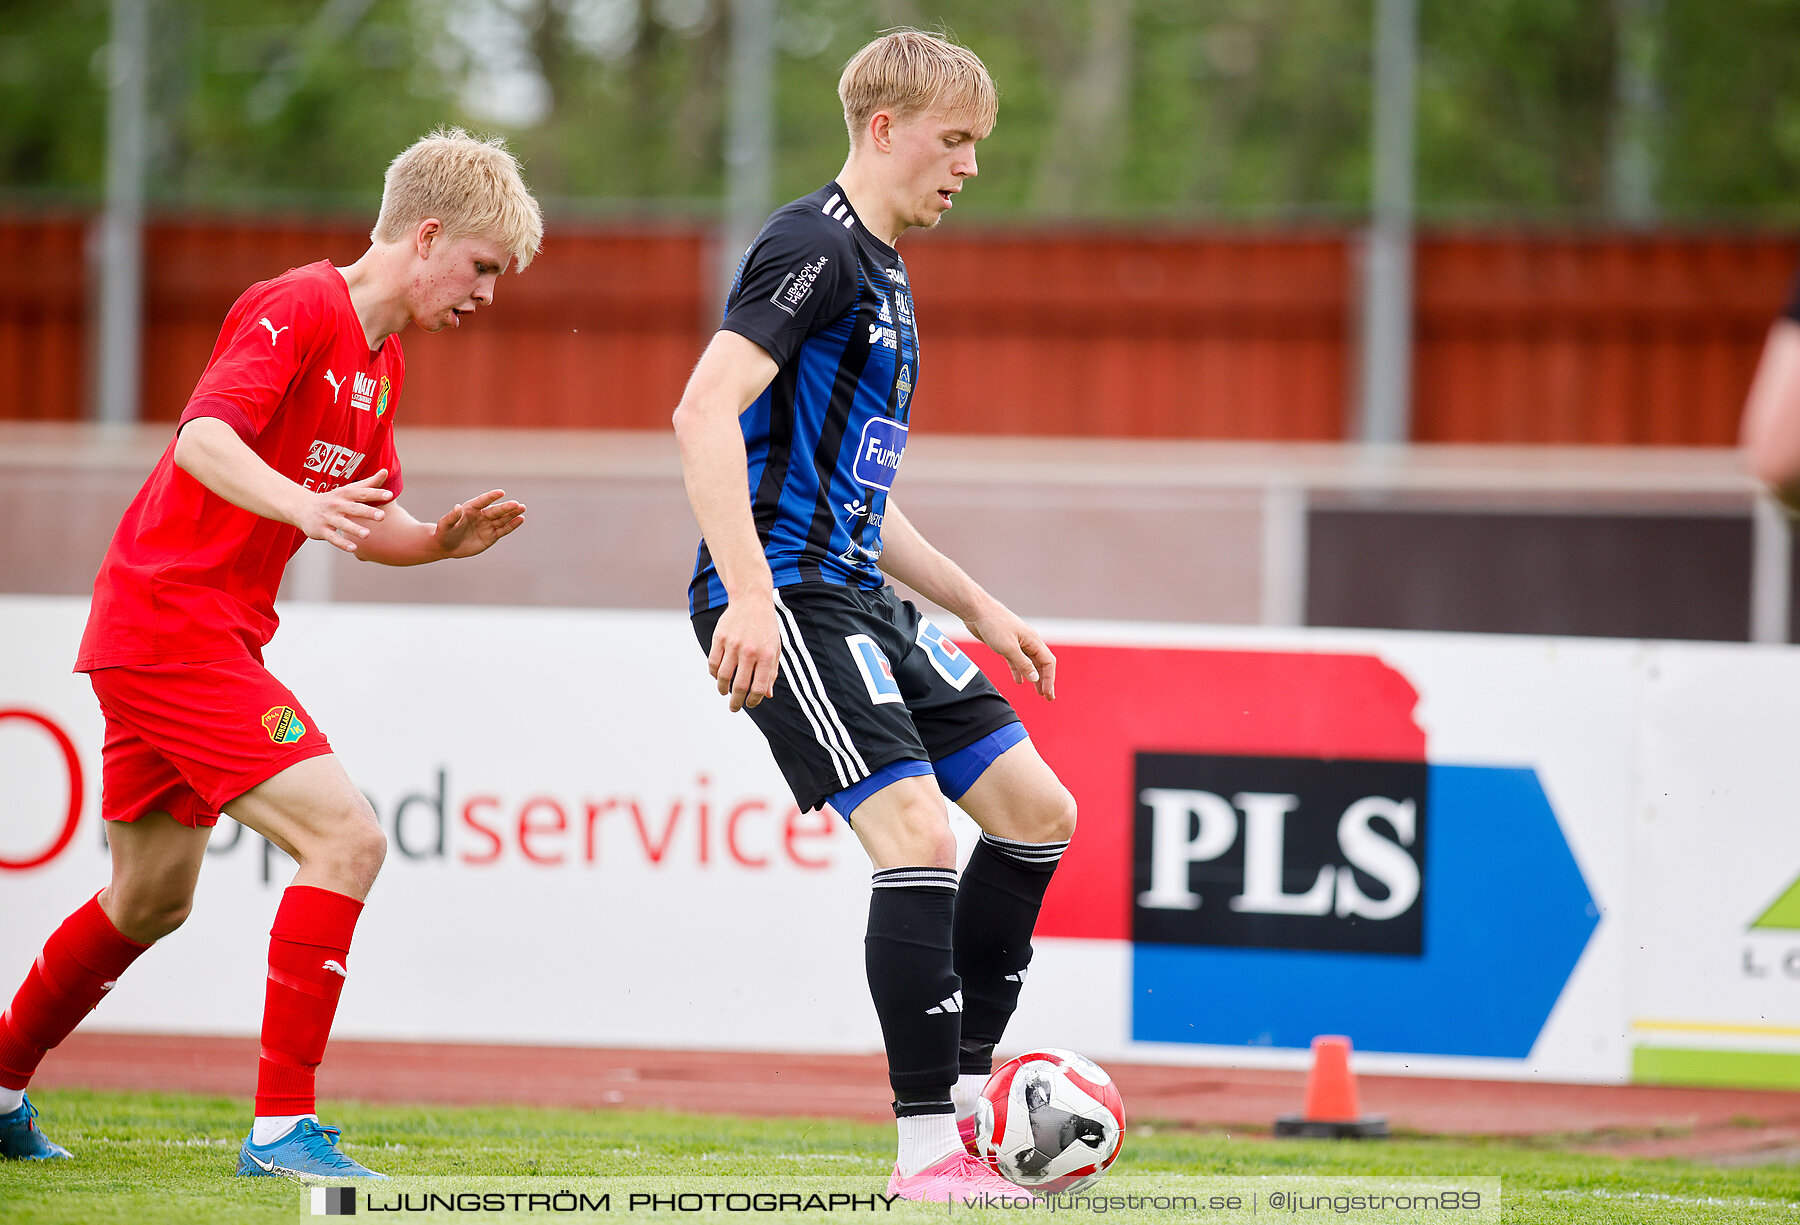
left=1273, top=1035, right=1389, bottom=1138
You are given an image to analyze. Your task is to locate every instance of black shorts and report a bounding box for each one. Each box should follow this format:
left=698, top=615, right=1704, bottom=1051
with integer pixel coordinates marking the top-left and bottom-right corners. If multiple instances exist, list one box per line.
left=692, top=583, right=1021, bottom=813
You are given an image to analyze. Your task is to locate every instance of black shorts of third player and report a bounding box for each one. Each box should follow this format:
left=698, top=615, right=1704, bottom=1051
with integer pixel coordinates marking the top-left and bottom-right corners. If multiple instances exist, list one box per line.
left=691, top=582, right=1020, bottom=813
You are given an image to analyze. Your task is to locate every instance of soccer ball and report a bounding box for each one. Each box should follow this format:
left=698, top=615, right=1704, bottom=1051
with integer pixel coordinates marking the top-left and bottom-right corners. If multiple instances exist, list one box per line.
left=973, top=1048, right=1125, bottom=1194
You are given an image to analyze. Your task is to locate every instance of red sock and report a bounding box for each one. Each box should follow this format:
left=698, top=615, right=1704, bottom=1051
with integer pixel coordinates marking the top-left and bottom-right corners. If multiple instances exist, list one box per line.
left=255, top=885, right=363, bottom=1117
left=0, top=892, right=151, bottom=1090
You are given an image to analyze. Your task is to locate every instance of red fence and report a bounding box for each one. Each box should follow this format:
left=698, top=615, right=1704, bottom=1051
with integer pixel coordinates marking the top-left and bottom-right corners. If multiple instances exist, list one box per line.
left=3, top=214, right=1793, bottom=443
left=1413, top=234, right=1798, bottom=445
left=1, top=216, right=89, bottom=425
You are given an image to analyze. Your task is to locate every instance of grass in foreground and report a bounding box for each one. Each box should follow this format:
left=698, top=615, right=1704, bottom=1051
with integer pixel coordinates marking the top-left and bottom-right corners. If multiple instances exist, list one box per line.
left=0, top=1088, right=1796, bottom=1224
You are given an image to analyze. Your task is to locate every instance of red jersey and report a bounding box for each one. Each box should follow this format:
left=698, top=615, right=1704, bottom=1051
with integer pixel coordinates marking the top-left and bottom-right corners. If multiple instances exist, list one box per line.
left=76, top=261, right=405, bottom=670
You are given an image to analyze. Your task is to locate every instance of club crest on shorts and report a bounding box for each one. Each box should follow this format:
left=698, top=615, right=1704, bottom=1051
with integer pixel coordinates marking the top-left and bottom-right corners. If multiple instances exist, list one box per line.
left=261, top=706, right=307, bottom=744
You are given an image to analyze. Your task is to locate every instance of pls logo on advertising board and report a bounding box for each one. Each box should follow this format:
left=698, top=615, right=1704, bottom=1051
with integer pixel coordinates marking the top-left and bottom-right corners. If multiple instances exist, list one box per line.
left=1134, top=752, right=1427, bottom=956
left=985, top=646, right=1600, bottom=1062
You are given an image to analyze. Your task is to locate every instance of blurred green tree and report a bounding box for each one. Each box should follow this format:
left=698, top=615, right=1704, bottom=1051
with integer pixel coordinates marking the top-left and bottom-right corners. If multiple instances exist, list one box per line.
left=2, top=0, right=1799, bottom=224
left=0, top=0, right=111, bottom=200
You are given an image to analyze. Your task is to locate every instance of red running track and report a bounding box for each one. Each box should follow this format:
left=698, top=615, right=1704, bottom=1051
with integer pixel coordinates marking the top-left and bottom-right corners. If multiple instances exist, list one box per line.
left=30, top=1032, right=1800, bottom=1162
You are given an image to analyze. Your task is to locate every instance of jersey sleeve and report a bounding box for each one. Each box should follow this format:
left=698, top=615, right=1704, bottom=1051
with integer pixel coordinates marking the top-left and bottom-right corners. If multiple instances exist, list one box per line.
left=720, top=210, right=858, bottom=366
left=179, top=277, right=329, bottom=441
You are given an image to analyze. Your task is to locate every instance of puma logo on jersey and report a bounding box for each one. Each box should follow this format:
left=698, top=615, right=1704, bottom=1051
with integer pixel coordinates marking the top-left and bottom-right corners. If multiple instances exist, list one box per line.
left=322, top=959, right=347, bottom=977
left=258, top=317, right=289, bottom=344
left=323, top=370, right=344, bottom=402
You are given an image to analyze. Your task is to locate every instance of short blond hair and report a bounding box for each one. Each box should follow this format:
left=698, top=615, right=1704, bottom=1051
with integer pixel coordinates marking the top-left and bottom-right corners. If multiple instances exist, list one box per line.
left=838, top=29, right=997, bottom=147
left=371, top=127, right=543, bottom=271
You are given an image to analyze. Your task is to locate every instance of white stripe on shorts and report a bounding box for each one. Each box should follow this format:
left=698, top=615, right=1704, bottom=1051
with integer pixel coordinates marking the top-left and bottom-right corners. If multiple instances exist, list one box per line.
left=770, top=607, right=854, bottom=789
left=772, top=590, right=869, bottom=787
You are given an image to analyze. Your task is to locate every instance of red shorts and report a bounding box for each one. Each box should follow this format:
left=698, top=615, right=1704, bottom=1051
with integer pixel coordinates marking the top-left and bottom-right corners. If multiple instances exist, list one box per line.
left=87, top=658, right=335, bottom=828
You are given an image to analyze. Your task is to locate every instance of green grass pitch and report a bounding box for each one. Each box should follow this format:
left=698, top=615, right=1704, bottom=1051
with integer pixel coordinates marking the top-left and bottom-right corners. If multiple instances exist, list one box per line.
left=1, top=1088, right=1798, bottom=1224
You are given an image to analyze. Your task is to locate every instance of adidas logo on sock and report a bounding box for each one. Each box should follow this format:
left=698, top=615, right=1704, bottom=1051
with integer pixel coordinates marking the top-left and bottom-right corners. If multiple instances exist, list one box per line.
left=1005, top=968, right=1029, bottom=984
left=926, top=991, right=964, bottom=1015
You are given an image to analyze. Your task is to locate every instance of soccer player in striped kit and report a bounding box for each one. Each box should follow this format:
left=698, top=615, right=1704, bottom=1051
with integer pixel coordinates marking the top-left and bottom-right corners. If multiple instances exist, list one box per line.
left=0, top=130, right=540, bottom=1177
left=675, top=30, right=1076, bottom=1201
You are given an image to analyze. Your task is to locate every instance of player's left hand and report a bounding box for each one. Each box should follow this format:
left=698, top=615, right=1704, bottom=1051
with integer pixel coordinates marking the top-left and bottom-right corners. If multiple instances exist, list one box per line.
left=434, top=490, right=526, bottom=558
left=965, top=603, right=1057, bottom=701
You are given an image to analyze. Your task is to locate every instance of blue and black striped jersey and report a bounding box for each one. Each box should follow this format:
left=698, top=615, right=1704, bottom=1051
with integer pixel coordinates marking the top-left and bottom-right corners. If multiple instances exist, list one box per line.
left=688, top=181, right=920, bottom=614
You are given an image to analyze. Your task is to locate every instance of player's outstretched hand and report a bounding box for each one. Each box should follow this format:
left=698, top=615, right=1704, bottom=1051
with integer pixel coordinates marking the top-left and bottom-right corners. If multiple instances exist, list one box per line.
left=710, top=594, right=780, bottom=712
left=966, top=603, right=1057, bottom=701
left=297, top=469, right=394, bottom=553
left=434, top=490, right=526, bottom=558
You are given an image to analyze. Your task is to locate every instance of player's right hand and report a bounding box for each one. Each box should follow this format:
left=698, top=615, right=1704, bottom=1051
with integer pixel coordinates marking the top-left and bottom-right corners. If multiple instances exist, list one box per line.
left=296, top=469, right=394, bottom=553
left=709, top=595, right=781, bottom=712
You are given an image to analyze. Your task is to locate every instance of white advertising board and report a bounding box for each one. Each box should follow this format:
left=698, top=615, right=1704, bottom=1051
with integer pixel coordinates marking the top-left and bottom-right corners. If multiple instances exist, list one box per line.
left=0, top=595, right=1794, bottom=1086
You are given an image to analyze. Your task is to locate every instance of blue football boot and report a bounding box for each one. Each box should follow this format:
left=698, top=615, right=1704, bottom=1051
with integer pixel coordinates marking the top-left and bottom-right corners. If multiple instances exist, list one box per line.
left=0, top=1095, right=72, bottom=1160
left=235, top=1118, right=386, bottom=1179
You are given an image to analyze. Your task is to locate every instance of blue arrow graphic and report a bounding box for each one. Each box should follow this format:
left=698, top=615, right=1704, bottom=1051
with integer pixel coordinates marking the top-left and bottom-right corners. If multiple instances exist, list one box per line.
left=1131, top=765, right=1599, bottom=1058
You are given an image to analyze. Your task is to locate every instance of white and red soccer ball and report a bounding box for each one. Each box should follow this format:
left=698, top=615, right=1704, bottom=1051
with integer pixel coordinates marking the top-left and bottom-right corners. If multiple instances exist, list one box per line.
left=973, top=1048, right=1126, bottom=1194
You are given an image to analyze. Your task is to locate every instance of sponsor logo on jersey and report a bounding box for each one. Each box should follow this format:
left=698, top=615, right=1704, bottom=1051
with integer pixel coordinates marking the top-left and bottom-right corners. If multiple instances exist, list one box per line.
left=868, top=322, right=899, bottom=350
left=770, top=255, right=830, bottom=317
left=261, top=706, right=308, bottom=745
left=852, top=418, right=908, bottom=491
left=842, top=498, right=884, bottom=529
left=323, top=370, right=344, bottom=403
left=375, top=375, right=391, bottom=417
left=877, top=293, right=893, bottom=324
left=351, top=371, right=378, bottom=413
left=258, top=317, right=289, bottom=345
left=896, top=364, right=913, bottom=411
left=305, top=440, right=366, bottom=481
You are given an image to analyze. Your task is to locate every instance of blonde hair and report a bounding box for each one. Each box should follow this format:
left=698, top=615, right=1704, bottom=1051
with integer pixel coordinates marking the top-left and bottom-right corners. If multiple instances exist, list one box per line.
left=371, top=127, right=543, bottom=271
left=838, top=29, right=997, bottom=147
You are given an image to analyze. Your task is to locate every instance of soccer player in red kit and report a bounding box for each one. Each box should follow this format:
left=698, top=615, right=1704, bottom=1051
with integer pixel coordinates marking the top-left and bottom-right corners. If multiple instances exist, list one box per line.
left=0, top=128, right=542, bottom=1178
